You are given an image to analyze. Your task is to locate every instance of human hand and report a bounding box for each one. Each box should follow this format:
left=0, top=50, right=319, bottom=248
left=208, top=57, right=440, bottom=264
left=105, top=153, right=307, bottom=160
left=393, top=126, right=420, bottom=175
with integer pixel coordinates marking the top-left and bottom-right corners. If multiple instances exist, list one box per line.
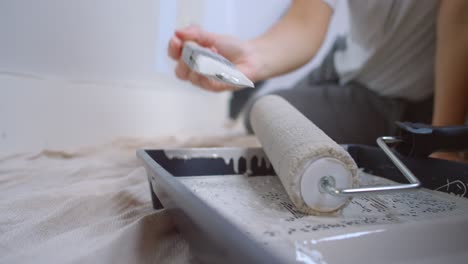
left=167, top=25, right=259, bottom=92
left=430, top=151, right=468, bottom=163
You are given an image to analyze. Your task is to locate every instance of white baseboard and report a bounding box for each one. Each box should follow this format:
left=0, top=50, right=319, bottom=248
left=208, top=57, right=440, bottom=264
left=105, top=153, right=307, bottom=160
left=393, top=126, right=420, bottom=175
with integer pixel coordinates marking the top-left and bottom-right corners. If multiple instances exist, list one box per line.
left=0, top=74, right=230, bottom=153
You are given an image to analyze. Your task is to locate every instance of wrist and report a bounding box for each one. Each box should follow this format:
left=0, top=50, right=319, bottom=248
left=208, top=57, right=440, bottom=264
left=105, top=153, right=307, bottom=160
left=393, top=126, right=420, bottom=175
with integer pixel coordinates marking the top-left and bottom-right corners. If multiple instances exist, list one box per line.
left=432, top=113, right=467, bottom=127
left=246, top=38, right=271, bottom=82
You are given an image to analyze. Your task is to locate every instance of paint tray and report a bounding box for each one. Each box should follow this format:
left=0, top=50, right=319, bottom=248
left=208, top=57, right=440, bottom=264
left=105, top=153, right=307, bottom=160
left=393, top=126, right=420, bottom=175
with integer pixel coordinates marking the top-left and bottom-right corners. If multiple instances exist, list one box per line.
left=137, top=145, right=468, bottom=264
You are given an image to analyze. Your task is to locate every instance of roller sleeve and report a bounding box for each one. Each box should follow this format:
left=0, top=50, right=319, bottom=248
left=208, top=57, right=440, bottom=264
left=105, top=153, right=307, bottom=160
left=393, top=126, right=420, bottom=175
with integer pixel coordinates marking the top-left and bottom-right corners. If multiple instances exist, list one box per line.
left=250, top=95, right=358, bottom=214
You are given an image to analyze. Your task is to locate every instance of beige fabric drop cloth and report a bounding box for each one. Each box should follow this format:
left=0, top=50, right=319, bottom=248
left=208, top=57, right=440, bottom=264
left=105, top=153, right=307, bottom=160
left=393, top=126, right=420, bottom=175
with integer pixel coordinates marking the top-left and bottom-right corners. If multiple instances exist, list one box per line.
left=0, top=136, right=259, bottom=264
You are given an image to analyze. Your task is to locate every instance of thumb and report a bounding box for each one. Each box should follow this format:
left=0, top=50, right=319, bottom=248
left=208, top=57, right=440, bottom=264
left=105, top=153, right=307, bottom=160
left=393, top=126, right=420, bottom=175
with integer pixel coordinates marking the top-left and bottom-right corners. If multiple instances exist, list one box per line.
left=175, top=25, right=216, bottom=47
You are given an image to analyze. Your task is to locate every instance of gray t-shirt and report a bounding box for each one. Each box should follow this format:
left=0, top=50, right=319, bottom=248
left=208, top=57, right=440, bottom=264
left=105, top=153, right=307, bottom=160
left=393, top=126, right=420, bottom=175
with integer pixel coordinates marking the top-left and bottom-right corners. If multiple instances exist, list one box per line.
left=324, top=0, right=439, bottom=101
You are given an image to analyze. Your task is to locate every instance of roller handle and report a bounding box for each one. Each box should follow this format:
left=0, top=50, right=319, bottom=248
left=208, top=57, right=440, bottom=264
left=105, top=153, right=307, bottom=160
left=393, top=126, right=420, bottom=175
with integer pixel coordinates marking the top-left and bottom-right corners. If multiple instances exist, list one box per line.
left=395, top=122, right=468, bottom=157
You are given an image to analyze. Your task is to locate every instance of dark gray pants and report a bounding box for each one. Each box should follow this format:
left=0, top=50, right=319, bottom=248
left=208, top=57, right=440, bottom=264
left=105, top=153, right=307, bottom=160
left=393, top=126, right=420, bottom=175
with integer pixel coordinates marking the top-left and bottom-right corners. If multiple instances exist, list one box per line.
left=244, top=38, right=433, bottom=146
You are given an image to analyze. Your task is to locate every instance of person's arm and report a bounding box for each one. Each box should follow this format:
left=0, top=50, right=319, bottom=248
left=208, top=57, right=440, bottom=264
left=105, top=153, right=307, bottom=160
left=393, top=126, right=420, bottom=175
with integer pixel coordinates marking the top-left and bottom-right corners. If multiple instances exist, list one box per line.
left=167, top=0, right=333, bottom=91
left=431, top=0, right=468, bottom=161
left=248, top=0, right=333, bottom=81
left=432, top=0, right=468, bottom=126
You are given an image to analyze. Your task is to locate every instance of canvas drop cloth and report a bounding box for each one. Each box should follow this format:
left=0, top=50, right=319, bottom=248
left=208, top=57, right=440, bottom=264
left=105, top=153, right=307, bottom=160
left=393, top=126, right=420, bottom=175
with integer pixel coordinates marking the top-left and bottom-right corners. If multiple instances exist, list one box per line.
left=0, top=136, right=259, bottom=264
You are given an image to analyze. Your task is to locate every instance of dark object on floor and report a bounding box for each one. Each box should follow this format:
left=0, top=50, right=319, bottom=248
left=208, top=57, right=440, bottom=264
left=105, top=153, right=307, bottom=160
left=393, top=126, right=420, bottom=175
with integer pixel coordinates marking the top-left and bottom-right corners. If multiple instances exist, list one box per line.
left=228, top=81, right=264, bottom=119
left=395, top=122, right=468, bottom=158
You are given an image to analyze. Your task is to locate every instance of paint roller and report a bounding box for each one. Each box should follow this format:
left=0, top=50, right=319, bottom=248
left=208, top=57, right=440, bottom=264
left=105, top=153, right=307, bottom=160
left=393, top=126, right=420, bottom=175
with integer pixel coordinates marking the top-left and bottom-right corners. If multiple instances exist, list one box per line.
left=250, top=95, right=359, bottom=214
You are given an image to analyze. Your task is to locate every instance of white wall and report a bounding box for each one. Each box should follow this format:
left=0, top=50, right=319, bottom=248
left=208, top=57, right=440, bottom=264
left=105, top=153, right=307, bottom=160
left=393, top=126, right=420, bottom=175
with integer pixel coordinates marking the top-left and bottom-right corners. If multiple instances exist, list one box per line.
left=0, top=0, right=292, bottom=153
left=0, top=0, right=158, bottom=81
left=0, top=74, right=232, bottom=152
left=0, top=0, right=289, bottom=80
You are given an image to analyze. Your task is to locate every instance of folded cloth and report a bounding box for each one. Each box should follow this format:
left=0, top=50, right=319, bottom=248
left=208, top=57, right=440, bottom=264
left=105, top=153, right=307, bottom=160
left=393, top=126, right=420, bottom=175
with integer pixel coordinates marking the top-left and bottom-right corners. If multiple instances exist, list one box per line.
left=0, top=136, right=259, bottom=264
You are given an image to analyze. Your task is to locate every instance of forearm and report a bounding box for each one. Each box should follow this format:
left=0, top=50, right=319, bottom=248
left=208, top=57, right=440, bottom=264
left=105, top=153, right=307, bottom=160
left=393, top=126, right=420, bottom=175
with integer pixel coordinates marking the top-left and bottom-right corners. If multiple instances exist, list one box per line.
left=432, top=0, right=468, bottom=126
left=248, top=0, right=333, bottom=81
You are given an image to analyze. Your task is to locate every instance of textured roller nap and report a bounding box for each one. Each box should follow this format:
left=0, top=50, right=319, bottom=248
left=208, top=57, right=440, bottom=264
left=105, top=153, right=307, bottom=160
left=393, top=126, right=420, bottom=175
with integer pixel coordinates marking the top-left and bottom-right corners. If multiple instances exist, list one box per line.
left=250, top=95, right=358, bottom=214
